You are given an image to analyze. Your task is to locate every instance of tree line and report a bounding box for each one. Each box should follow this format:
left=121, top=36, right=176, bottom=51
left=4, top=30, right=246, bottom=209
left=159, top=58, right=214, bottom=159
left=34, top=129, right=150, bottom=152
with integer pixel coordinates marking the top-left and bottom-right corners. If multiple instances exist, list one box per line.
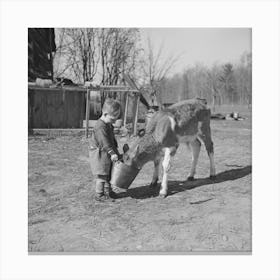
left=53, top=28, right=251, bottom=107
left=159, top=52, right=252, bottom=108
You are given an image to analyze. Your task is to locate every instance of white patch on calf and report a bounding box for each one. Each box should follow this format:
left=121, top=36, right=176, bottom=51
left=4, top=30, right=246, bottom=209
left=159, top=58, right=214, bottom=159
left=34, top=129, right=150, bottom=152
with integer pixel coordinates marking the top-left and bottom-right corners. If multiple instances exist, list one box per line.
left=168, top=116, right=176, bottom=131
left=160, top=148, right=172, bottom=196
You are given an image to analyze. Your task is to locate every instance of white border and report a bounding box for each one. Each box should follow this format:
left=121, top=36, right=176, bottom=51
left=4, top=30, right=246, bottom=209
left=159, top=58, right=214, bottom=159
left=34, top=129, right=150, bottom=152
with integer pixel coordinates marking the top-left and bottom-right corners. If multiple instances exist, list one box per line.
left=0, top=0, right=279, bottom=280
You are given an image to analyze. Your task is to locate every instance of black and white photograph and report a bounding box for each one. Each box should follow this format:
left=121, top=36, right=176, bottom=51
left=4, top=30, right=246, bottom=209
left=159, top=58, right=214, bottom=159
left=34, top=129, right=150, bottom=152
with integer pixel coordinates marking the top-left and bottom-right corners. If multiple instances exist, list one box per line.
left=1, top=1, right=280, bottom=280
left=28, top=27, right=252, bottom=253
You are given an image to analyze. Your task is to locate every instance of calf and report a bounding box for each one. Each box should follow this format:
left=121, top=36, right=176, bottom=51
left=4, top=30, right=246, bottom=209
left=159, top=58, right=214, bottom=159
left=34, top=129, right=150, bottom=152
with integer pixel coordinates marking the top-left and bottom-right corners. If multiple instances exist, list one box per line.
left=122, top=98, right=216, bottom=197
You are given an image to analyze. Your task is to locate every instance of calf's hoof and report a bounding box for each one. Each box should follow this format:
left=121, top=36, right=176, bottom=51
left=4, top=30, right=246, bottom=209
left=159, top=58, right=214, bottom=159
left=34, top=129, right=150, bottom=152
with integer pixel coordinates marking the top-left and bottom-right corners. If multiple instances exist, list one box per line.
left=209, top=175, right=216, bottom=180
left=159, top=192, right=167, bottom=198
left=149, top=181, right=158, bottom=188
left=187, top=176, right=195, bottom=181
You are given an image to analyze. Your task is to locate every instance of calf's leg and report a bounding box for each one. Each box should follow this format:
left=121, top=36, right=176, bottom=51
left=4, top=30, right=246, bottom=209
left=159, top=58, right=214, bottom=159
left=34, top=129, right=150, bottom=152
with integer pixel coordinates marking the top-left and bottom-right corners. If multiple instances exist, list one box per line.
left=198, top=121, right=216, bottom=178
left=187, top=138, right=201, bottom=181
left=150, top=157, right=160, bottom=188
left=159, top=148, right=172, bottom=198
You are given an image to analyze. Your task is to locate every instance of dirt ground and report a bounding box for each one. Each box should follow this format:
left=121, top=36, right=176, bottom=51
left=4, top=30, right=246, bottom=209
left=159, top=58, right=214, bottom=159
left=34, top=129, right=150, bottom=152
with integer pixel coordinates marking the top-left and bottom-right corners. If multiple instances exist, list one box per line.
left=28, top=106, right=251, bottom=253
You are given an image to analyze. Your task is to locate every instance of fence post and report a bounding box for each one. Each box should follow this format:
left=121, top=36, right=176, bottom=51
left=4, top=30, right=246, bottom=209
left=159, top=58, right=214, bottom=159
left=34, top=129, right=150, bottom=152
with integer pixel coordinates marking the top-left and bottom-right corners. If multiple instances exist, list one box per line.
left=133, top=92, right=140, bottom=136
left=123, top=92, right=129, bottom=127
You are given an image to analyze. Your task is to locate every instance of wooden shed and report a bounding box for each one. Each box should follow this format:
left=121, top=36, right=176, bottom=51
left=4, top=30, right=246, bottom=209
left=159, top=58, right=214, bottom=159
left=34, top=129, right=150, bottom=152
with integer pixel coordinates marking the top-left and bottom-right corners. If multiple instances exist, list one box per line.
left=28, top=86, right=86, bottom=129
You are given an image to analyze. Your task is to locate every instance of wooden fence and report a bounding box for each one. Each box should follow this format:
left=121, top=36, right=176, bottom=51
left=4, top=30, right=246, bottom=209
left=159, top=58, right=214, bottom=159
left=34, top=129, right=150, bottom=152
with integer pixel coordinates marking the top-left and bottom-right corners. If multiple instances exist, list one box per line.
left=28, top=86, right=86, bottom=129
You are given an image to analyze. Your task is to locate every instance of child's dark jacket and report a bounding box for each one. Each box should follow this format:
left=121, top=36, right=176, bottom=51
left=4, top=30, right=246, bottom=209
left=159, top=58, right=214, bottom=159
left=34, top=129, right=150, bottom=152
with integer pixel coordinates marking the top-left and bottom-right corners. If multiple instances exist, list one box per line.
left=88, top=119, right=119, bottom=176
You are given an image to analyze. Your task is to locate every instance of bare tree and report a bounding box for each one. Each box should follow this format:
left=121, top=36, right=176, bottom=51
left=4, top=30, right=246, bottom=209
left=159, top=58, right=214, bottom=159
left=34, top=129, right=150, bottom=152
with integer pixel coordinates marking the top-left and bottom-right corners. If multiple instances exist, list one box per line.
left=234, top=52, right=252, bottom=106
left=148, top=52, right=252, bottom=108
left=140, top=37, right=181, bottom=107
left=181, top=70, right=190, bottom=101
left=207, top=65, right=223, bottom=111
left=219, top=63, right=238, bottom=104
left=54, top=28, right=100, bottom=83
left=54, top=28, right=141, bottom=87
left=98, top=28, right=141, bottom=85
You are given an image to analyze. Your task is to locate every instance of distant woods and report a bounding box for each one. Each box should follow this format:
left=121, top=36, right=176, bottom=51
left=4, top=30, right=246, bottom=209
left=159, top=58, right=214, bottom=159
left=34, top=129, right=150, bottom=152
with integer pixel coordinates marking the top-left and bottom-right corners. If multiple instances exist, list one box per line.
left=160, top=52, right=252, bottom=107
left=53, top=28, right=251, bottom=106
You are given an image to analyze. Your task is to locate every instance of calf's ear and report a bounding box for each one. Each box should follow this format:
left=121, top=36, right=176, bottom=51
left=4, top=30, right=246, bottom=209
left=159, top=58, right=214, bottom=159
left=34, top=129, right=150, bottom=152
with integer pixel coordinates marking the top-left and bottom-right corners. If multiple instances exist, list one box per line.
left=133, top=145, right=140, bottom=157
left=123, top=143, right=129, bottom=154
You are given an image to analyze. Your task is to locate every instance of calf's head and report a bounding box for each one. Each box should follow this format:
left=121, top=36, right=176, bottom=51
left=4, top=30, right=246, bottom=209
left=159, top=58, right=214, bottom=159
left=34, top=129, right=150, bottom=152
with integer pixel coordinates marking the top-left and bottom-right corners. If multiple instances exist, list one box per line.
left=122, top=142, right=141, bottom=169
left=121, top=129, right=147, bottom=169
left=122, top=133, right=162, bottom=169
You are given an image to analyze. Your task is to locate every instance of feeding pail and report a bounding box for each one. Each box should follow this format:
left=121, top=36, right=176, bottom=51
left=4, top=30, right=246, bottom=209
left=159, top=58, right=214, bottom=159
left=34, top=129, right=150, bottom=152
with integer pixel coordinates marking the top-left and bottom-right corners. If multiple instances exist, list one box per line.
left=110, top=161, right=140, bottom=189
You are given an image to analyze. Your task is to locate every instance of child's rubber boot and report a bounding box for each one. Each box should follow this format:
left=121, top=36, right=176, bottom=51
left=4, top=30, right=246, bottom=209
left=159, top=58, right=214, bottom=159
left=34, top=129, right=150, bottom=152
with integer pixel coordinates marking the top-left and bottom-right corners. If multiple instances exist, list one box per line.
left=104, top=186, right=115, bottom=202
left=94, top=192, right=104, bottom=202
left=94, top=180, right=105, bottom=202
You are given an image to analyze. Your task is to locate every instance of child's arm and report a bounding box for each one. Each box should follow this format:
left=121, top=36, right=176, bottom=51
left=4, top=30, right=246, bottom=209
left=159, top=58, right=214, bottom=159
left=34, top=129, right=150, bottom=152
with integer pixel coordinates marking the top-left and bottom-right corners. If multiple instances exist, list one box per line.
left=111, top=124, right=118, bottom=149
left=95, top=125, right=119, bottom=158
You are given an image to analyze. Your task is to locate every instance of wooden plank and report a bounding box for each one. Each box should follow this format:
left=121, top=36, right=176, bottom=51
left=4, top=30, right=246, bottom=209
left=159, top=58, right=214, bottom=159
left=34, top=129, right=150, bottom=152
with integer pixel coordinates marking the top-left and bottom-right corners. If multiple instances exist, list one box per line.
left=82, top=120, right=98, bottom=128
left=123, top=92, right=129, bottom=127
left=85, top=88, right=90, bottom=137
left=66, top=90, right=81, bottom=128
left=87, top=84, right=134, bottom=90
left=80, top=92, right=86, bottom=128
left=28, top=85, right=137, bottom=93
left=46, top=90, right=64, bottom=128
left=61, top=88, right=67, bottom=128
left=123, top=74, right=138, bottom=90
left=32, top=128, right=86, bottom=132
left=86, top=85, right=139, bottom=93
left=103, top=89, right=138, bottom=93
left=133, top=93, right=140, bottom=136
left=36, top=89, right=46, bottom=128
left=28, top=88, right=35, bottom=130
left=130, top=94, right=137, bottom=133
left=30, top=128, right=86, bottom=137
left=28, top=85, right=87, bottom=92
left=76, top=90, right=85, bottom=128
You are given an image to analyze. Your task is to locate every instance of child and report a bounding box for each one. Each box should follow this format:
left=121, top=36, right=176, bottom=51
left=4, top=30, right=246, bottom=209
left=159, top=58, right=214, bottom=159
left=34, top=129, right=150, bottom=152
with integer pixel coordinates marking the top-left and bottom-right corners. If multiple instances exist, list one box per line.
left=88, top=98, right=122, bottom=202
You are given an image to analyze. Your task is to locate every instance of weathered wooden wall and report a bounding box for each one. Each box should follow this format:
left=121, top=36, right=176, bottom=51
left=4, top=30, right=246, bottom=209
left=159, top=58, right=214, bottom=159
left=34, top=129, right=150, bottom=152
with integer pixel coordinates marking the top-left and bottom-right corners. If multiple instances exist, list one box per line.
left=28, top=87, right=86, bottom=129
left=28, top=28, right=56, bottom=81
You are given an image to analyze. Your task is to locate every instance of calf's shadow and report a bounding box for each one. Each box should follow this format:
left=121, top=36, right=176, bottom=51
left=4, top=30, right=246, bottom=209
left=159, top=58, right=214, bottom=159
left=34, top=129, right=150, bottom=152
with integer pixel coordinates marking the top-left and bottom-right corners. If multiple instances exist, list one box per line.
left=126, top=165, right=252, bottom=200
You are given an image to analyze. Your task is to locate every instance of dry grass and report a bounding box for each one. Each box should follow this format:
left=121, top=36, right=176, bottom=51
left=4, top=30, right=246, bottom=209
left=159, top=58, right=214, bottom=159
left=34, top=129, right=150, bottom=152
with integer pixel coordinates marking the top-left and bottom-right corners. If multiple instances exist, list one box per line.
left=28, top=106, right=251, bottom=253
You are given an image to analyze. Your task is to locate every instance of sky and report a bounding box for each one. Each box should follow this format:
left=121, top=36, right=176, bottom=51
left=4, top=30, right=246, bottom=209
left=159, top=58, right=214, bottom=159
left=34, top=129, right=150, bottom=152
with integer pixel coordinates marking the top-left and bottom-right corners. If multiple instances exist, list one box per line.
left=140, top=28, right=251, bottom=75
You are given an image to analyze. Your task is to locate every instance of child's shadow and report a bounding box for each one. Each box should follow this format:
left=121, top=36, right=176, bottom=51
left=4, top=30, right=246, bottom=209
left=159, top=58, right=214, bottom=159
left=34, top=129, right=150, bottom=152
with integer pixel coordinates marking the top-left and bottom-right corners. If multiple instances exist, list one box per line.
left=124, top=165, right=252, bottom=200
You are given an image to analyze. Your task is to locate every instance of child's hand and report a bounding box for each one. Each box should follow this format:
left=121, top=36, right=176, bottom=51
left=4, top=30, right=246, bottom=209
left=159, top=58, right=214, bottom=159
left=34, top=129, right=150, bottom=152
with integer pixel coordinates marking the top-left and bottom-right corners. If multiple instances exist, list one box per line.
left=111, top=154, right=118, bottom=162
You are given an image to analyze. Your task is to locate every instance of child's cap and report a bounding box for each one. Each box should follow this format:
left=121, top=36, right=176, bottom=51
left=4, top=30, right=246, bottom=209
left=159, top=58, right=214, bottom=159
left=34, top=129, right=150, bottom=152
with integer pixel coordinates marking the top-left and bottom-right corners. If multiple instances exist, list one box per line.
left=102, top=98, right=122, bottom=119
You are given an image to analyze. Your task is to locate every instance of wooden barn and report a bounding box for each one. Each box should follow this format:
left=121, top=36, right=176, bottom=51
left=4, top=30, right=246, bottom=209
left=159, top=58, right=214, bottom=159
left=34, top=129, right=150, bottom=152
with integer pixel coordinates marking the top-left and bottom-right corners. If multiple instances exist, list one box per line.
left=27, top=31, right=148, bottom=133
left=28, top=28, right=56, bottom=81
left=28, top=28, right=88, bottom=130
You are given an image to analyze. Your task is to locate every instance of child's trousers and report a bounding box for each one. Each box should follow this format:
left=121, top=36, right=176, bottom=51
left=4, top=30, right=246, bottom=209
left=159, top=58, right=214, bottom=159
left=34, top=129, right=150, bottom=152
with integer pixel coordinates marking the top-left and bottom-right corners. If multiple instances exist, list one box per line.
left=95, top=175, right=110, bottom=195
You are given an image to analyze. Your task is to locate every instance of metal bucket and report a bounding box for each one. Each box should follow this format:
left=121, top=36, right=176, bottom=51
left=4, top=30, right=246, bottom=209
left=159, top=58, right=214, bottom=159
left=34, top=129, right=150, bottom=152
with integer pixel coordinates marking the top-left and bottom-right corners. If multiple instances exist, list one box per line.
left=110, top=161, right=140, bottom=189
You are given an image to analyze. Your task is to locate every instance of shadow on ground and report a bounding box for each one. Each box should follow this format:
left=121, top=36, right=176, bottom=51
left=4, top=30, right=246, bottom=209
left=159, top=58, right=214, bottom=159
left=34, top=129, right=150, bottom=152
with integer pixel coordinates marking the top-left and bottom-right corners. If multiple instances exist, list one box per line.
left=125, top=165, right=252, bottom=200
